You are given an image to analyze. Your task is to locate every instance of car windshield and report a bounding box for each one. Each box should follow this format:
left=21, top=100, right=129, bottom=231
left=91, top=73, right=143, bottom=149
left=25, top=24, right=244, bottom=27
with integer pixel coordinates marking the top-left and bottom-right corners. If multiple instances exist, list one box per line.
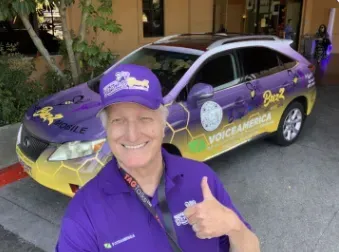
left=119, top=48, right=199, bottom=96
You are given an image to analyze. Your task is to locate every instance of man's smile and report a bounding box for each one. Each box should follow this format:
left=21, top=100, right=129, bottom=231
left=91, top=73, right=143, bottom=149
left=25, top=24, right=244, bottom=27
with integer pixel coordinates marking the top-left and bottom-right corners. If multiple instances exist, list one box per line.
left=122, top=141, right=149, bottom=149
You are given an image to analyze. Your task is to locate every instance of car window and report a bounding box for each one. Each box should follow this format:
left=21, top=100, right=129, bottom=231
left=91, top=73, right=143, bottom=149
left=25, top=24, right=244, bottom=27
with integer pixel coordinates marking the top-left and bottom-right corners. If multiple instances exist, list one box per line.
left=191, top=53, right=239, bottom=91
left=277, top=52, right=297, bottom=70
left=119, top=48, right=199, bottom=97
left=237, top=47, right=283, bottom=81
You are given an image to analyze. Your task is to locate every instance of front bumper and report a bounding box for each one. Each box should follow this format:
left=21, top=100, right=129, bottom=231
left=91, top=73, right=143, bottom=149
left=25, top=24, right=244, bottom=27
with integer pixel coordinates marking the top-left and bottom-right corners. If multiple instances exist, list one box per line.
left=16, top=144, right=111, bottom=197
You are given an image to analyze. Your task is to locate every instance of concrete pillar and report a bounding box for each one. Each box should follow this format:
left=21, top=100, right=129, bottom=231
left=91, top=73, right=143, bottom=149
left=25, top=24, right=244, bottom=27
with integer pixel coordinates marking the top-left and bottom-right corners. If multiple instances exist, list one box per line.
left=327, top=8, right=336, bottom=41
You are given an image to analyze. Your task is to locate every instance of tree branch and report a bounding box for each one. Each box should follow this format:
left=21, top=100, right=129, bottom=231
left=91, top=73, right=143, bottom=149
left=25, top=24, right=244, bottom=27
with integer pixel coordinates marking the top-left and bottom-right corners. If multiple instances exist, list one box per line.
left=19, top=13, right=65, bottom=78
left=75, top=0, right=91, bottom=75
left=58, top=0, right=79, bottom=84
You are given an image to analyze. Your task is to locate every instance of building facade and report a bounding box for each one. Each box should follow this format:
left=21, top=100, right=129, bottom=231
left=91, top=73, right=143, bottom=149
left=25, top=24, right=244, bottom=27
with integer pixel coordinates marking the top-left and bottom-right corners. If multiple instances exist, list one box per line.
left=67, top=0, right=214, bottom=59
left=66, top=0, right=337, bottom=59
left=301, top=0, right=338, bottom=53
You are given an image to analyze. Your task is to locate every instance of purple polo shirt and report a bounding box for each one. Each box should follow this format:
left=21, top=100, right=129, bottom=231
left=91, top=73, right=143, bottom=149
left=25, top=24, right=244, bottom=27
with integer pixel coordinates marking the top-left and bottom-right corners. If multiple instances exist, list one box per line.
left=56, top=149, right=251, bottom=252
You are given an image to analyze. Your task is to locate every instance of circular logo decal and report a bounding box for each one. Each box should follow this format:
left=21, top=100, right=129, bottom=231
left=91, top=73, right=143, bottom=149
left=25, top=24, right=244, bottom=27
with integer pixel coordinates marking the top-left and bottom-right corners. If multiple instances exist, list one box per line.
left=200, top=101, right=223, bottom=132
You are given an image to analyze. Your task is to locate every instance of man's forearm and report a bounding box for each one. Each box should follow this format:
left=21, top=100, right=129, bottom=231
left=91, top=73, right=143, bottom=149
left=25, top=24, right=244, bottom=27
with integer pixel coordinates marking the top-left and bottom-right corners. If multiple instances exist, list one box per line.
left=228, top=222, right=260, bottom=252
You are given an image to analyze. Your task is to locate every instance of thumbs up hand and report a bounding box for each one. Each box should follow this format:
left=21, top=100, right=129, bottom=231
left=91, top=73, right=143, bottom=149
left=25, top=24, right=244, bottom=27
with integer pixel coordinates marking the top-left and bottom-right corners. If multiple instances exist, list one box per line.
left=183, top=177, right=242, bottom=240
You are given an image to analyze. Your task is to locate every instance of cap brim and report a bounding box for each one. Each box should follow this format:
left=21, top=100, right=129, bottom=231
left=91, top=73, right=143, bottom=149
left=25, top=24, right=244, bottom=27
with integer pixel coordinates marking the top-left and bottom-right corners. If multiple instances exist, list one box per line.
left=96, top=95, right=161, bottom=118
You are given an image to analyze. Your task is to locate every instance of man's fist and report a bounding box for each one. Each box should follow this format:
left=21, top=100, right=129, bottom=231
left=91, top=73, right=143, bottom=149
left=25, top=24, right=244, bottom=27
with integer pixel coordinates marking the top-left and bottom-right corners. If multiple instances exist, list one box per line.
left=183, top=177, right=241, bottom=239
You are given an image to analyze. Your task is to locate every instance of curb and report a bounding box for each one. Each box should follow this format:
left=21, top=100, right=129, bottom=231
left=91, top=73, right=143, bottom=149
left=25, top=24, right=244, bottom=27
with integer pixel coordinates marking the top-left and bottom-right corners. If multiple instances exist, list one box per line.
left=0, top=163, right=28, bottom=187
left=0, top=123, right=21, bottom=171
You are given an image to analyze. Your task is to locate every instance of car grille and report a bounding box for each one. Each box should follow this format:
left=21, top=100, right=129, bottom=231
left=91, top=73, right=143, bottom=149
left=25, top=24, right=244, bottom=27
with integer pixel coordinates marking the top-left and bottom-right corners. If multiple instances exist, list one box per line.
left=18, top=126, right=49, bottom=162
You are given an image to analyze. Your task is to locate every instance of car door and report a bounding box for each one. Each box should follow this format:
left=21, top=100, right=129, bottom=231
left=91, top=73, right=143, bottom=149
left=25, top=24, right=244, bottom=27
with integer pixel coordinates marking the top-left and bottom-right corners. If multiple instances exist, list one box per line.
left=180, top=50, right=255, bottom=161
left=235, top=46, right=291, bottom=139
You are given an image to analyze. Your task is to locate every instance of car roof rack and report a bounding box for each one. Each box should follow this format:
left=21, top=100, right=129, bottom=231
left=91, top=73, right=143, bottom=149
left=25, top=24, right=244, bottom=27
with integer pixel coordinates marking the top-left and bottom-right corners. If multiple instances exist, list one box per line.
left=154, top=33, right=282, bottom=50
left=153, top=32, right=228, bottom=44
left=207, top=34, right=281, bottom=49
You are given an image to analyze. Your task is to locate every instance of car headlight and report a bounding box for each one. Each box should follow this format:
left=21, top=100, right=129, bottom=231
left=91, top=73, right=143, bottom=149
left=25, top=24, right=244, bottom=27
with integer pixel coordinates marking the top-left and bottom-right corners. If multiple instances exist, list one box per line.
left=48, top=139, right=106, bottom=161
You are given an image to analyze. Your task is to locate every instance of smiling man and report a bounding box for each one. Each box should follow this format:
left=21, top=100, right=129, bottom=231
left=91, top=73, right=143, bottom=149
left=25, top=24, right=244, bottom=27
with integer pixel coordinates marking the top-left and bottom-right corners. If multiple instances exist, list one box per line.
left=55, top=64, right=260, bottom=252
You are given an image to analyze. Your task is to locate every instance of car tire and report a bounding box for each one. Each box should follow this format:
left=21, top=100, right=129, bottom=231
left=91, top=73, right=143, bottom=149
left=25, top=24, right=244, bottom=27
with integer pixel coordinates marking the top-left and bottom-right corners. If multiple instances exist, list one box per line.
left=273, top=101, right=306, bottom=146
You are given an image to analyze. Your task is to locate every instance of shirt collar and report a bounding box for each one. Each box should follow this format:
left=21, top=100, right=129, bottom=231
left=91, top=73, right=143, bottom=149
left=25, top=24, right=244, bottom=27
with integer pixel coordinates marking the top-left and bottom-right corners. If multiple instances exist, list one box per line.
left=99, top=147, right=184, bottom=195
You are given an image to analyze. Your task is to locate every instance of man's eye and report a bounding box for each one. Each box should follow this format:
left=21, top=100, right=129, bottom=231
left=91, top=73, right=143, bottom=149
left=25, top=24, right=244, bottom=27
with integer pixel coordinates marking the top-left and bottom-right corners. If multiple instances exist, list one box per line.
left=140, top=117, right=153, bottom=122
left=111, top=118, right=123, bottom=124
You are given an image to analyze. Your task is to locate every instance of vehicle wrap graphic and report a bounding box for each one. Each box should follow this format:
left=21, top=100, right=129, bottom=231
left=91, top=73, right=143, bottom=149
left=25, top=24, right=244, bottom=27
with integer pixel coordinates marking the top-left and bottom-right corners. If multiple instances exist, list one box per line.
left=163, top=85, right=316, bottom=161
left=15, top=64, right=317, bottom=197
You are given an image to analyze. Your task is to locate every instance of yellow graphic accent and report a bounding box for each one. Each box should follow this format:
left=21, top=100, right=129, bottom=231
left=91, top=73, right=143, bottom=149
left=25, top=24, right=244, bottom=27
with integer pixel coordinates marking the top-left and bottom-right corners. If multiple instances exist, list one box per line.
left=251, top=90, right=256, bottom=98
left=165, top=102, right=191, bottom=143
left=165, top=101, right=174, bottom=107
left=127, top=77, right=149, bottom=88
left=33, top=106, right=63, bottom=126
left=263, top=88, right=285, bottom=108
left=16, top=145, right=108, bottom=197
left=293, top=77, right=298, bottom=84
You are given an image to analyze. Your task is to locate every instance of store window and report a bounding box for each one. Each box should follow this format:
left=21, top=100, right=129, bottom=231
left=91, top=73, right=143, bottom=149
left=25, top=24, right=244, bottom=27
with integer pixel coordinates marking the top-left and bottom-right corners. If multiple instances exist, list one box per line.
left=142, top=0, right=164, bottom=37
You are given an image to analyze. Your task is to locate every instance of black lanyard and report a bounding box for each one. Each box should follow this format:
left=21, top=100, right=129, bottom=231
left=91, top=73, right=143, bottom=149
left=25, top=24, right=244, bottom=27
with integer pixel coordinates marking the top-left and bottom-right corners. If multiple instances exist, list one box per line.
left=119, top=166, right=183, bottom=252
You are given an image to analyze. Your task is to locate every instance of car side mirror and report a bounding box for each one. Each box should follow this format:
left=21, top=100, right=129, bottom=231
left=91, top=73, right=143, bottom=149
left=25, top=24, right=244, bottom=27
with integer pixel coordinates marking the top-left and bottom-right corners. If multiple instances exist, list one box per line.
left=187, top=83, right=214, bottom=107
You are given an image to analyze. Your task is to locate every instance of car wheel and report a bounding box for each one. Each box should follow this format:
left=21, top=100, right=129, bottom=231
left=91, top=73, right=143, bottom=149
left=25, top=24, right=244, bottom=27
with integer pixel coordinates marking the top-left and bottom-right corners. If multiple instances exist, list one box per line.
left=273, top=101, right=305, bottom=146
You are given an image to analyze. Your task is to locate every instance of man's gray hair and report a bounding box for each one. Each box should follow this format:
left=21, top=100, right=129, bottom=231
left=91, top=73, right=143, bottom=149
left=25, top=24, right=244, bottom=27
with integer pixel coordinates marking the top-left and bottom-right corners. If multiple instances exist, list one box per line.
left=99, top=104, right=169, bottom=129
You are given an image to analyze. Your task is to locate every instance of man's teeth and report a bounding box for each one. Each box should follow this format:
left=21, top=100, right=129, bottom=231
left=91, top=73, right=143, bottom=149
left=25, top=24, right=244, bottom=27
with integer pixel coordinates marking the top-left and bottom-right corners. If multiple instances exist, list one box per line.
left=123, top=142, right=147, bottom=149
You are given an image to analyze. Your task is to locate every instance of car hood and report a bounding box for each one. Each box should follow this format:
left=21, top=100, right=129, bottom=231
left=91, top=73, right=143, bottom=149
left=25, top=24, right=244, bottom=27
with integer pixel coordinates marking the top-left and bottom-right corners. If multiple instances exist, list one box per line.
left=23, top=83, right=106, bottom=143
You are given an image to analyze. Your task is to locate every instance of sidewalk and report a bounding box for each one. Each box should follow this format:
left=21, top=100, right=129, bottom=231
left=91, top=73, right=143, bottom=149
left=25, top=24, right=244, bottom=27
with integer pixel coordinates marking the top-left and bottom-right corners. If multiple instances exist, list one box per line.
left=314, top=53, right=339, bottom=86
left=0, top=123, right=20, bottom=169
left=0, top=123, right=28, bottom=187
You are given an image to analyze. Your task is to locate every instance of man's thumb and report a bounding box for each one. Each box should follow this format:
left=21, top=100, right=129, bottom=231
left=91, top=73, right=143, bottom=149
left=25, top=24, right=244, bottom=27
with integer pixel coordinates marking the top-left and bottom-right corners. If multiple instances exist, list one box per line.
left=201, top=176, right=213, bottom=200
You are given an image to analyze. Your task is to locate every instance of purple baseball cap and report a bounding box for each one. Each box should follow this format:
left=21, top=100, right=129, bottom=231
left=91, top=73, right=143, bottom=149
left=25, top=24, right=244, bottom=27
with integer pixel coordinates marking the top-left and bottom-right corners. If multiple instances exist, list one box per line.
left=97, top=64, right=164, bottom=113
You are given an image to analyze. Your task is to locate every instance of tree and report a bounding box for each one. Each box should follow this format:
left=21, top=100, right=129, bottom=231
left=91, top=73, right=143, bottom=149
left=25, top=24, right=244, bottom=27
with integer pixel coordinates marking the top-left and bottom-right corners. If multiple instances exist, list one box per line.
left=0, top=0, right=122, bottom=85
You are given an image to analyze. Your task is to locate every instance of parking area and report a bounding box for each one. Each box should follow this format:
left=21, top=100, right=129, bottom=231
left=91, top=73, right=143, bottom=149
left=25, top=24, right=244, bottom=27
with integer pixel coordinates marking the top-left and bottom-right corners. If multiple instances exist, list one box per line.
left=1, top=84, right=339, bottom=252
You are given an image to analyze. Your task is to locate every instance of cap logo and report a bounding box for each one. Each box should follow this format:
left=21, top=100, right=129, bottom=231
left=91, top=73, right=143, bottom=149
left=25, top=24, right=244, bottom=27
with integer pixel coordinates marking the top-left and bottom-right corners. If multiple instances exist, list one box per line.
left=103, top=71, right=150, bottom=98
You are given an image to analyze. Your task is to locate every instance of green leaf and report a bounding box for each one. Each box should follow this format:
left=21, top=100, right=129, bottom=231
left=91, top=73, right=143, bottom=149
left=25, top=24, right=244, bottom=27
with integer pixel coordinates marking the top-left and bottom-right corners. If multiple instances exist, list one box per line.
left=0, top=6, right=14, bottom=21
left=97, top=5, right=112, bottom=15
left=74, top=41, right=87, bottom=53
left=12, top=0, right=36, bottom=16
left=102, top=19, right=122, bottom=33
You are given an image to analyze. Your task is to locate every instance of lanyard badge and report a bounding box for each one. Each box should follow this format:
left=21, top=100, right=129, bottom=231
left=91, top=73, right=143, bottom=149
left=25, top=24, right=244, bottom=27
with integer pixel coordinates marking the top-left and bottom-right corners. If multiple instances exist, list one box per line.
left=118, top=163, right=183, bottom=252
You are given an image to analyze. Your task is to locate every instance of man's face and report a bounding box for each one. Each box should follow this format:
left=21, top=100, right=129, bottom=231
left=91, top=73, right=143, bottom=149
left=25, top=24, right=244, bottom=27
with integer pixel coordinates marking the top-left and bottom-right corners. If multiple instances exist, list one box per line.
left=106, top=102, right=165, bottom=170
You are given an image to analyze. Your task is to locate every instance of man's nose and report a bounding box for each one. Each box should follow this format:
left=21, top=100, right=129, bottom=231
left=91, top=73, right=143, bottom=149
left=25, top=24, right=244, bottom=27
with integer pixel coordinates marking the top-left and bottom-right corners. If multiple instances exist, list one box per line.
left=125, top=121, right=139, bottom=142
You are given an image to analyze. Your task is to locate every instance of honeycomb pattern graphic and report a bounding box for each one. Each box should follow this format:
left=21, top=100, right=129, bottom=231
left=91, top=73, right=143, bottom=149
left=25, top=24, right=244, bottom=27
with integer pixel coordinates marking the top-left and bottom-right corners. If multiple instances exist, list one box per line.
left=16, top=144, right=112, bottom=196
left=17, top=76, right=315, bottom=197
left=164, top=102, right=256, bottom=152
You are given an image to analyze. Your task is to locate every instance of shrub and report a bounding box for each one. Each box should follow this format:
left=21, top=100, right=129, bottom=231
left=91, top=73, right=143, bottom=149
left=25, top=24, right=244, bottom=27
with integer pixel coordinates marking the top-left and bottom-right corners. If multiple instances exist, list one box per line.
left=0, top=43, right=48, bottom=126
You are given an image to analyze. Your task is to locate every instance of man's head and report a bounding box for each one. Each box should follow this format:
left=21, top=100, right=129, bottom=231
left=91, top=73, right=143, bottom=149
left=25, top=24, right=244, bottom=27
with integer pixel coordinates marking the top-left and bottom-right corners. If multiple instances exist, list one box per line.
left=97, top=64, right=168, bottom=170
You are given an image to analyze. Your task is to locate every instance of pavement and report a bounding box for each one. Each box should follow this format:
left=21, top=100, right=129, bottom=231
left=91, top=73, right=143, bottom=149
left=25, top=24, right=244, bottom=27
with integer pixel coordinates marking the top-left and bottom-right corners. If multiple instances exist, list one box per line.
left=0, top=123, right=20, bottom=169
left=1, top=85, right=339, bottom=252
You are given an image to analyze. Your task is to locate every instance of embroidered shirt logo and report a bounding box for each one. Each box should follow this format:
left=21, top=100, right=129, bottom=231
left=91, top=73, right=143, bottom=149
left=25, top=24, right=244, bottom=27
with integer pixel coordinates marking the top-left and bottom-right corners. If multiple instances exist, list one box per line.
left=103, top=234, right=136, bottom=249
left=103, top=71, right=150, bottom=97
left=184, top=200, right=197, bottom=207
left=174, top=200, right=197, bottom=226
